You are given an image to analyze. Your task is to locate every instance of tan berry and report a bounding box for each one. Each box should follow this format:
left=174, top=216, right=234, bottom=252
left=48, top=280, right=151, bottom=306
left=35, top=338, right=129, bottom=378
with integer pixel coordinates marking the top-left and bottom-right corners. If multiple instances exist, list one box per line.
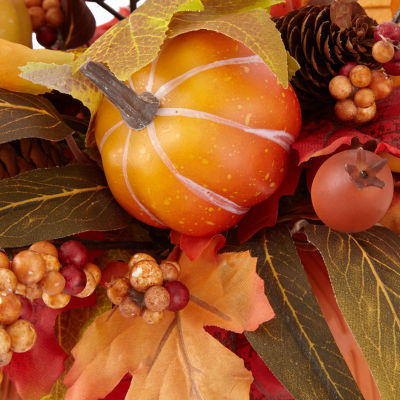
left=42, top=292, right=70, bottom=309
left=28, top=6, right=46, bottom=31
left=0, top=292, right=21, bottom=325
left=334, top=99, right=357, bottom=121
left=354, top=103, right=377, bottom=124
left=353, top=88, right=375, bottom=108
left=119, top=297, right=141, bottom=318
left=129, top=260, right=163, bottom=292
left=372, top=40, right=395, bottom=64
left=0, top=269, right=18, bottom=293
left=83, top=263, right=101, bottom=286
left=159, top=261, right=180, bottom=281
left=40, top=271, right=65, bottom=296
left=42, top=0, right=60, bottom=9
left=29, top=241, right=58, bottom=258
left=0, top=252, right=10, bottom=269
left=0, top=328, right=11, bottom=355
left=7, top=320, right=37, bottom=353
left=12, top=250, right=46, bottom=285
left=26, top=283, right=42, bottom=301
left=349, top=65, right=372, bottom=88
left=369, top=70, right=393, bottom=100
left=75, top=268, right=97, bottom=298
left=0, top=351, right=12, bottom=367
left=328, top=75, right=353, bottom=99
left=45, top=7, right=64, bottom=27
left=141, top=309, right=164, bottom=324
left=144, top=285, right=170, bottom=312
left=24, top=0, right=42, bottom=6
left=41, top=253, right=61, bottom=272
left=106, top=277, right=130, bottom=306
left=128, top=253, right=156, bottom=273
left=15, top=283, right=27, bottom=297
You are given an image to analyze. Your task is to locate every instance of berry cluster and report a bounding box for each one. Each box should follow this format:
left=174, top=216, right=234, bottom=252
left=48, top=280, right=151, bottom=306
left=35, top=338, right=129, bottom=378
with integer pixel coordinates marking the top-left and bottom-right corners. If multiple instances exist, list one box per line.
left=0, top=240, right=101, bottom=367
left=373, top=21, right=400, bottom=76
left=106, top=254, right=190, bottom=324
left=329, top=64, right=393, bottom=123
left=25, top=0, right=64, bottom=48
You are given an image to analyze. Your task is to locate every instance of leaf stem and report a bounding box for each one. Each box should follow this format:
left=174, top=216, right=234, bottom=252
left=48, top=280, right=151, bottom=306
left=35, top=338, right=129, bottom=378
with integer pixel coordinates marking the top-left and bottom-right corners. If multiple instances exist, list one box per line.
left=86, top=0, right=126, bottom=20
left=65, top=133, right=93, bottom=164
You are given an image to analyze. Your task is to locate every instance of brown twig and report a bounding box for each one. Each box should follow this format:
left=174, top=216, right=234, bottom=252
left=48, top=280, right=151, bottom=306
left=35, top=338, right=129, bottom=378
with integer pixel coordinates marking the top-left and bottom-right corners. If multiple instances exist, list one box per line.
left=86, top=0, right=126, bottom=20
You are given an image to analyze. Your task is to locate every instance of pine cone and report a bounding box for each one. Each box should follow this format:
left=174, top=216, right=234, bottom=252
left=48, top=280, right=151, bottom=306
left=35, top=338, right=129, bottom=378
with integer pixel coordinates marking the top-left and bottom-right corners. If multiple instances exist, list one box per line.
left=0, top=139, right=69, bottom=180
left=274, top=1, right=380, bottom=110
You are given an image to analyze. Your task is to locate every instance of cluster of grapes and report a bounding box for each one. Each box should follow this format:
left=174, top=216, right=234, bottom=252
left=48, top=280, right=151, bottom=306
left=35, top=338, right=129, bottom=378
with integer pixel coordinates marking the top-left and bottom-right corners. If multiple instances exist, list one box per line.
left=25, top=0, right=64, bottom=48
left=329, top=64, right=393, bottom=123
left=372, top=21, right=400, bottom=76
left=106, top=253, right=190, bottom=325
left=0, top=240, right=101, bottom=368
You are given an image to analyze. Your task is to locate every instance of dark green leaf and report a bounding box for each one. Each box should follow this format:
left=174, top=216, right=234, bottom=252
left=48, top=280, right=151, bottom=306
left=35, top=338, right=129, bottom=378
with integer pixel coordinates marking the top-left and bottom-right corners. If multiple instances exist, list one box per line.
left=239, top=225, right=362, bottom=400
left=305, top=224, right=400, bottom=400
left=0, top=164, right=130, bottom=248
left=0, top=88, right=74, bottom=143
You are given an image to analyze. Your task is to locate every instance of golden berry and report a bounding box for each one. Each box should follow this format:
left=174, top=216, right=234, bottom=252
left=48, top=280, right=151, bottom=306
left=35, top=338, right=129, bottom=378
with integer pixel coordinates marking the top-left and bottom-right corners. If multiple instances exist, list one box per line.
left=42, top=0, right=60, bottom=9
left=372, top=40, right=395, bottom=64
left=129, top=260, right=163, bottom=292
left=40, top=271, right=66, bottom=296
left=349, top=65, right=372, bottom=88
left=141, top=309, right=164, bottom=324
left=83, top=263, right=101, bottom=286
left=106, top=277, right=130, bottom=306
left=28, top=6, right=46, bottom=31
left=12, top=250, right=46, bottom=285
left=75, top=268, right=97, bottom=298
left=159, top=261, right=180, bottom=281
left=26, top=283, right=42, bottom=301
left=0, top=292, right=21, bottom=325
left=0, top=252, right=10, bottom=269
left=29, top=241, right=58, bottom=258
left=0, top=328, right=11, bottom=355
left=369, top=70, right=393, bottom=100
left=0, top=351, right=12, bottom=367
left=353, top=88, right=375, bottom=108
left=354, top=103, right=377, bottom=124
left=0, top=269, right=18, bottom=293
left=15, top=283, right=27, bottom=297
left=119, top=297, right=141, bottom=318
left=334, top=99, right=357, bottom=121
left=128, top=253, right=156, bottom=273
left=41, top=253, right=61, bottom=272
left=144, top=285, right=170, bottom=312
left=45, top=7, right=64, bottom=27
left=7, top=320, right=37, bottom=353
left=42, top=292, right=70, bottom=309
left=24, top=0, right=43, bottom=7
left=328, top=75, right=353, bottom=100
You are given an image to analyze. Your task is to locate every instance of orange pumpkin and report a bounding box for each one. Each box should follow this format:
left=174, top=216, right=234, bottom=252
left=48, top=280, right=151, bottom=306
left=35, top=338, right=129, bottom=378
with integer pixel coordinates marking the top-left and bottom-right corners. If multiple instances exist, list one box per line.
left=94, top=30, right=301, bottom=236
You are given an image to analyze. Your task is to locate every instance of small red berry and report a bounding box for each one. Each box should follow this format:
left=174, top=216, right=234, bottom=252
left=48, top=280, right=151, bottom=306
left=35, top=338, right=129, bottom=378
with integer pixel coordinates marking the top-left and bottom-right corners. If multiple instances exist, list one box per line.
left=384, top=59, right=400, bottom=76
left=60, top=265, right=87, bottom=295
left=374, top=21, right=400, bottom=43
left=164, top=281, right=190, bottom=312
left=58, top=240, right=88, bottom=269
left=338, top=62, right=357, bottom=77
left=36, top=25, right=58, bottom=48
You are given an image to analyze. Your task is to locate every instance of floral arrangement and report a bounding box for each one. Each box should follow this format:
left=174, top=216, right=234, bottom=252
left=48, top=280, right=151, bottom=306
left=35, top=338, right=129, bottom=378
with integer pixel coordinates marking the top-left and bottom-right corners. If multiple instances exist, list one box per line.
left=0, top=0, right=399, bottom=399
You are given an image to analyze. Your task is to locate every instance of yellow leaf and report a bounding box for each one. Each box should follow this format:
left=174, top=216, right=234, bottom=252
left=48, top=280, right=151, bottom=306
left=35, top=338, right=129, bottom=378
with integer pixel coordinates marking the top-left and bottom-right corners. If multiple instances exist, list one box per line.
left=0, top=39, right=74, bottom=94
left=64, top=237, right=274, bottom=399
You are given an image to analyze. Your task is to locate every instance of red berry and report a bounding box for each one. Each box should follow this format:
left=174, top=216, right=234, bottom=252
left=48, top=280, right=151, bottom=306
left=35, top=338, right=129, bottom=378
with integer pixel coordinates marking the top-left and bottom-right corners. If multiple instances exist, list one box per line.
left=374, top=21, right=400, bottom=43
left=384, top=59, right=400, bottom=76
left=164, top=281, right=190, bottom=312
left=36, top=25, right=58, bottom=48
left=338, top=62, right=357, bottom=77
left=60, top=265, right=87, bottom=295
left=58, top=240, right=88, bottom=269
left=17, top=295, right=33, bottom=321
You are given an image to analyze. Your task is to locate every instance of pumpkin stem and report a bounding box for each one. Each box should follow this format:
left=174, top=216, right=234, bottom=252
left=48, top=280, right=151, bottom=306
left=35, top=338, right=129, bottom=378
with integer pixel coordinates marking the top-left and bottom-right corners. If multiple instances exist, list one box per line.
left=393, top=7, right=400, bottom=24
left=80, top=61, right=160, bottom=130
left=86, top=0, right=126, bottom=20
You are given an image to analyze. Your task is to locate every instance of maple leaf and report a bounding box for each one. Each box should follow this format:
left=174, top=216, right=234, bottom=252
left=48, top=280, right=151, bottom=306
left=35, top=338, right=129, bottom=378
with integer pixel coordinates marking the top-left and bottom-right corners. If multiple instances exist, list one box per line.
left=64, top=237, right=274, bottom=399
left=3, top=296, right=95, bottom=400
left=293, top=86, right=400, bottom=164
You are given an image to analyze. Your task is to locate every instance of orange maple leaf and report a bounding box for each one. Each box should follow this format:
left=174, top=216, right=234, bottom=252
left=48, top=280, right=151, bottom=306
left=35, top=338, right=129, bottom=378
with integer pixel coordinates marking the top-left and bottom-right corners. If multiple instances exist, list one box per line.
left=64, top=237, right=274, bottom=399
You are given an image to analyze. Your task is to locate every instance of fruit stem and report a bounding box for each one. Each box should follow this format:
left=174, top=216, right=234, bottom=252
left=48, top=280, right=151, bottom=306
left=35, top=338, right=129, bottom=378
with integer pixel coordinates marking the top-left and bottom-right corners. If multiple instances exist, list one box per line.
left=86, top=0, right=126, bottom=20
left=80, top=61, right=160, bottom=130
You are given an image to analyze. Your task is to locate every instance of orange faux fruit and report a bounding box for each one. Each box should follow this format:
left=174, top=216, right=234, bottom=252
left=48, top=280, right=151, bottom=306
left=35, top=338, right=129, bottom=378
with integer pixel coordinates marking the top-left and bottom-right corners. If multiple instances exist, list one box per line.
left=94, top=30, right=301, bottom=236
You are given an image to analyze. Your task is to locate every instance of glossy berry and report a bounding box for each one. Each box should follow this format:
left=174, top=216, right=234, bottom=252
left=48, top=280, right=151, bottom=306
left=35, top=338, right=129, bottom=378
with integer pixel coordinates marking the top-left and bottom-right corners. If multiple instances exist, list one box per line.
left=349, top=65, right=371, bottom=88
left=129, top=260, right=163, bottom=292
left=144, top=285, right=170, bottom=312
left=12, top=250, right=46, bottom=285
left=45, top=7, right=64, bottom=27
left=0, top=292, right=21, bottom=325
left=164, top=281, right=190, bottom=312
left=369, top=70, right=393, bottom=100
left=106, top=277, right=130, bottom=306
left=60, top=265, right=87, bottom=295
left=0, top=328, right=11, bottom=355
left=40, top=271, right=66, bottom=296
left=28, top=6, right=46, bottom=31
left=383, top=59, right=400, bottom=76
left=339, top=62, right=357, bottom=77
left=0, top=252, right=10, bottom=269
left=29, top=241, right=58, bottom=258
left=159, top=261, right=180, bottom=281
left=311, top=149, right=394, bottom=232
left=334, top=99, right=357, bottom=121
left=58, top=240, right=88, bottom=269
left=0, top=268, right=18, bottom=293
left=17, top=295, right=33, bottom=321
left=119, top=297, right=141, bottom=318
left=372, top=40, right=395, bottom=64
left=374, top=21, right=400, bottom=43
left=354, top=103, right=376, bottom=124
left=329, top=75, right=353, bottom=100
left=353, top=88, right=375, bottom=108
left=7, top=319, right=37, bottom=353
left=42, top=292, right=70, bottom=309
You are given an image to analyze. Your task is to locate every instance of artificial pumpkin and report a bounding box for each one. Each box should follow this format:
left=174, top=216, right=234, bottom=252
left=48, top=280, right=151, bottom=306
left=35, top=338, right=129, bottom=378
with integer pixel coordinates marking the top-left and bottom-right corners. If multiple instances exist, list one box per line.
left=94, top=30, right=301, bottom=236
left=0, top=0, right=32, bottom=47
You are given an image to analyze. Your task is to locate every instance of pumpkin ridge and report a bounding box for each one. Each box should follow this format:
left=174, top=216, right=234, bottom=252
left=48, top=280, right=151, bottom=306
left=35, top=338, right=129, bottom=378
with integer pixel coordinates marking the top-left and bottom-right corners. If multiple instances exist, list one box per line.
left=99, top=119, right=124, bottom=152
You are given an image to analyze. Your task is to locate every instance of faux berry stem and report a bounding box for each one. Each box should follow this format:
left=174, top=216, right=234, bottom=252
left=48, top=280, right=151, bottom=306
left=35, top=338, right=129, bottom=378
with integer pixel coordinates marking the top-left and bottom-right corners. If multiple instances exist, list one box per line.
left=80, top=61, right=160, bottom=130
left=86, top=0, right=126, bottom=20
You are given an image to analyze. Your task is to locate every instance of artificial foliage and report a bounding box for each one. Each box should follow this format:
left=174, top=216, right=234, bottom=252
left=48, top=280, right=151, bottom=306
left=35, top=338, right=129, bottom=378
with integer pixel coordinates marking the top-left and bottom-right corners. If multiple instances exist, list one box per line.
left=0, top=0, right=399, bottom=399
